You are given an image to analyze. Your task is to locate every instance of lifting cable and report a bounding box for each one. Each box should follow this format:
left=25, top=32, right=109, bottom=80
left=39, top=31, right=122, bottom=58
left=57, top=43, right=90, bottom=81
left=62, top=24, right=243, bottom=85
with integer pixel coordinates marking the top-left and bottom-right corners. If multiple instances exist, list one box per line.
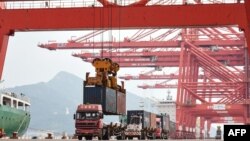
left=109, top=2, right=113, bottom=60
left=92, top=0, right=96, bottom=58
left=118, top=0, right=122, bottom=63
left=100, top=2, right=104, bottom=59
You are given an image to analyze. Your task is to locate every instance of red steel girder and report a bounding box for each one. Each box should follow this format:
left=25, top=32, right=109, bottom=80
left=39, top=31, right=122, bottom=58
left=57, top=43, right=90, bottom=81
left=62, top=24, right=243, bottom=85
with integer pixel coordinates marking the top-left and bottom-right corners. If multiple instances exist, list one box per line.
left=210, top=117, right=245, bottom=123
left=79, top=55, right=244, bottom=65
left=119, top=70, right=243, bottom=80
left=87, top=60, right=243, bottom=67
left=184, top=104, right=245, bottom=115
left=74, top=49, right=245, bottom=67
left=137, top=83, right=177, bottom=89
left=185, top=41, right=243, bottom=82
left=120, top=73, right=180, bottom=80
left=69, top=30, right=107, bottom=42
left=1, top=4, right=246, bottom=29
left=74, top=49, right=244, bottom=58
left=0, top=3, right=250, bottom=79
left=39, top=40, right=245, bottom=50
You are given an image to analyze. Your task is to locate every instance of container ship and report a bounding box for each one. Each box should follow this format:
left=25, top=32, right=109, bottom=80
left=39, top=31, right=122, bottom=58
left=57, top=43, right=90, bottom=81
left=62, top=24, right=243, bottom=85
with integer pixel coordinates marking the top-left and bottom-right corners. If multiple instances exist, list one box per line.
left=0, top=92, right=31, bottom=137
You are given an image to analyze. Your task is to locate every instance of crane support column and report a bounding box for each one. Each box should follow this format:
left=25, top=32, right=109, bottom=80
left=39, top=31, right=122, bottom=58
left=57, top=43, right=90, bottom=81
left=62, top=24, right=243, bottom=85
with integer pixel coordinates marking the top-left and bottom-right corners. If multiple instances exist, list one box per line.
left=245, top=0, right=250, bottom=56
left=0, top=29, right=10, bottom=80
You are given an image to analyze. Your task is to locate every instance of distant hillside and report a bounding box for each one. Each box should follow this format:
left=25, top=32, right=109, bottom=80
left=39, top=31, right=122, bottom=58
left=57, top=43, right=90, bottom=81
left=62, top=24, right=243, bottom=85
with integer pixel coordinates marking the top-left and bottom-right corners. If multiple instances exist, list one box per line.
left=6, top=71, right=155, bottom=135
left=7, top=71, right=83, bottom=135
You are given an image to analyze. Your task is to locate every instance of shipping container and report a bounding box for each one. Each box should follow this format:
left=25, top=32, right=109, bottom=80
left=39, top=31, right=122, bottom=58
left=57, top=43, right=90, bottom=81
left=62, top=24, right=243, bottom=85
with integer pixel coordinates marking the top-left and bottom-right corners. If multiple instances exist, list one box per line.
left=83, top=86, right=117, bottom=115
left=127, top=110, right=151, bottom=129
left=169, top=121, right=176, bottom=133
left=157, top=114, right=170, bottom=131
left=105, top=88, right=116, bottom=113
left=116, top=91, right=126, bottom=115
left=150, top=113, right=157, bottom=129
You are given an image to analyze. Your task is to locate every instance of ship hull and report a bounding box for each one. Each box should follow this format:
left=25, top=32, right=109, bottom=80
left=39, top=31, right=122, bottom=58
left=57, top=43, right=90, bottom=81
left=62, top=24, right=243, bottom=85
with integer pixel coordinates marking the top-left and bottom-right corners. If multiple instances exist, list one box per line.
left=0, top=105, right=30, bottom=137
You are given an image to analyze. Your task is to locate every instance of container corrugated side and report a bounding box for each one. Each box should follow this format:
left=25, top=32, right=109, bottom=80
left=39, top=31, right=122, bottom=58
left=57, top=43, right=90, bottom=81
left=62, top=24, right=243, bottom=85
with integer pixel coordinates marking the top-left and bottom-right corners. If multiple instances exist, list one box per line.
left=105, top=87, right=117, bottom=114
left=83, top=86, right=117, bottom=115
left=150, top=113, right=156, bottom=129
left=143, top=111, right=150, bottom=129
left=83, top=86, right=103, bottom=105
left=116, top=91, right=126, bottom=115
left=170, top=121, right=176, bottom=133
left=163, top=115, right=170, bottom=131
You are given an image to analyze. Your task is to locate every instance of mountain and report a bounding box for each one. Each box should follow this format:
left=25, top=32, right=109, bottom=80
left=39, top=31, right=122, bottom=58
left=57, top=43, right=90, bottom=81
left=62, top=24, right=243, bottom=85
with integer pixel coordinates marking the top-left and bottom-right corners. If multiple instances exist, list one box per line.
left=6, top=71, right=153, bottom=136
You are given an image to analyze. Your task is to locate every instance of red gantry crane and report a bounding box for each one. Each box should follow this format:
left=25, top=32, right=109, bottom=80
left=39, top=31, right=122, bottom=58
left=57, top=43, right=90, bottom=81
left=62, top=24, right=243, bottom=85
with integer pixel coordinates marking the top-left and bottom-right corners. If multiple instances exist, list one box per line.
left=1, top=0, right=250, bottom=139
left=38, top=11, right=248, bottom=139
left=40, top=26, right=247, bottom=139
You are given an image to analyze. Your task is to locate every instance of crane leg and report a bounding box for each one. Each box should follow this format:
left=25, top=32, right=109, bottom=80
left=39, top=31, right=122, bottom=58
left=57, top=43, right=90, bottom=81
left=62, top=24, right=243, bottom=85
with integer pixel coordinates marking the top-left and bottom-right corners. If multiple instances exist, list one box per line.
left=0, top=30, right=10, bottom=80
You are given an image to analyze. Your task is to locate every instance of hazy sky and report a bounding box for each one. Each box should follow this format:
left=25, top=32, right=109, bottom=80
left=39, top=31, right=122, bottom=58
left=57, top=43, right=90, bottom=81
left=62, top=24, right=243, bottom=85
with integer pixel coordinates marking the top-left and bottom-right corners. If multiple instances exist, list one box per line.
left=2, top=31, right=176, bottom=100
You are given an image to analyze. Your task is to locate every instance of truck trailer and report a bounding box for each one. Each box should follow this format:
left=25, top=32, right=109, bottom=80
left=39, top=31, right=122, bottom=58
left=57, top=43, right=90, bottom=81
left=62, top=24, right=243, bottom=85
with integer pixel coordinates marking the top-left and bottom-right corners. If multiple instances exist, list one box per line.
left=124, top=110, right=172, bottom=140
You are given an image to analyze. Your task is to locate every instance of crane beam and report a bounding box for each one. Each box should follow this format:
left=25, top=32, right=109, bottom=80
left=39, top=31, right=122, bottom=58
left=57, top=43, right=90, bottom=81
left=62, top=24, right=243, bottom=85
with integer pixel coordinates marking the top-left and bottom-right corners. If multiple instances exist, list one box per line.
left=85, top=60, right=244, bottom=67
left=74, top=49, right=244, bottom=57
left=137, top=84, right=178, bottom=89
left=39, top=40, right=245, bottom=50
left=0, top=4, right=246, bottom=31
left=79, top=51, right=245, bottom=67
left=0, top=3, right=249, bottom=79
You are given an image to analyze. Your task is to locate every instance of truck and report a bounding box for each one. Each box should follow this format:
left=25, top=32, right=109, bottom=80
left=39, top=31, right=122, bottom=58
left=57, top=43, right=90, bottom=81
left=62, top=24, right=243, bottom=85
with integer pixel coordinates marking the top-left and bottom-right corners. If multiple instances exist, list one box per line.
left=74, top=104, right=126, bottom=140
left=74, top=58, right=174, bottom=140
left=74, top=58, right=126, bottom=140
left=74, top=106, right=174, bottom=140
left=124, top=110, right=172, bottom=140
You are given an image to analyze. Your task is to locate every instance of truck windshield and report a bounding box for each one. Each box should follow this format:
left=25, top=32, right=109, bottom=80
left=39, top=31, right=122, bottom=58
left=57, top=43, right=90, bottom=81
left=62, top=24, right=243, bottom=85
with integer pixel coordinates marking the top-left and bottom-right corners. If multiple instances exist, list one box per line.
left=130, top=117, right=140, bottom=124
left=76, top=112, right=99, bottom=120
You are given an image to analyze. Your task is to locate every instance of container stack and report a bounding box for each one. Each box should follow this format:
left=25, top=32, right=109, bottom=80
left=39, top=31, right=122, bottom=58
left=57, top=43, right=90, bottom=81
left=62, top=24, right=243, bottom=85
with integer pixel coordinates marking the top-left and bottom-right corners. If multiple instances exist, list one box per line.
left=83, top=85, right=126, bottom=115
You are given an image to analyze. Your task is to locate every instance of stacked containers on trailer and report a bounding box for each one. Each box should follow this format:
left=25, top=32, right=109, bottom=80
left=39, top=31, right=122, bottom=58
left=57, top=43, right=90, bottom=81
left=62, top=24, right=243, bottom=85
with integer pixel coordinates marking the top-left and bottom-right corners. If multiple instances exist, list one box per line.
left=148, top=113, right=157, bottom=139
left=162, top=115, right=170, bottom=132
left=83, top=82, right=126, bottom=115
left=83, top=86, right=117, bottom=115
left=169, top=121, right=176, bottom=139
left=156, top=114, right=170, bottom=139
left=150, top=113, right=157, bottom=130
left=127, top=110, right=151, bottom=129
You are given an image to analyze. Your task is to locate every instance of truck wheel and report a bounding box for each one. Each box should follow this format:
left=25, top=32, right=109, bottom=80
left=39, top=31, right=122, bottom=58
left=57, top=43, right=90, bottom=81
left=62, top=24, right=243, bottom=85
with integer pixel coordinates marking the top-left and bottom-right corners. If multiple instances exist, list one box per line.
left=127, top=136, right=133, bottom=140
left=85, top=136, right=92, bottom=140
left=78, top=136, right=82, bottom=140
